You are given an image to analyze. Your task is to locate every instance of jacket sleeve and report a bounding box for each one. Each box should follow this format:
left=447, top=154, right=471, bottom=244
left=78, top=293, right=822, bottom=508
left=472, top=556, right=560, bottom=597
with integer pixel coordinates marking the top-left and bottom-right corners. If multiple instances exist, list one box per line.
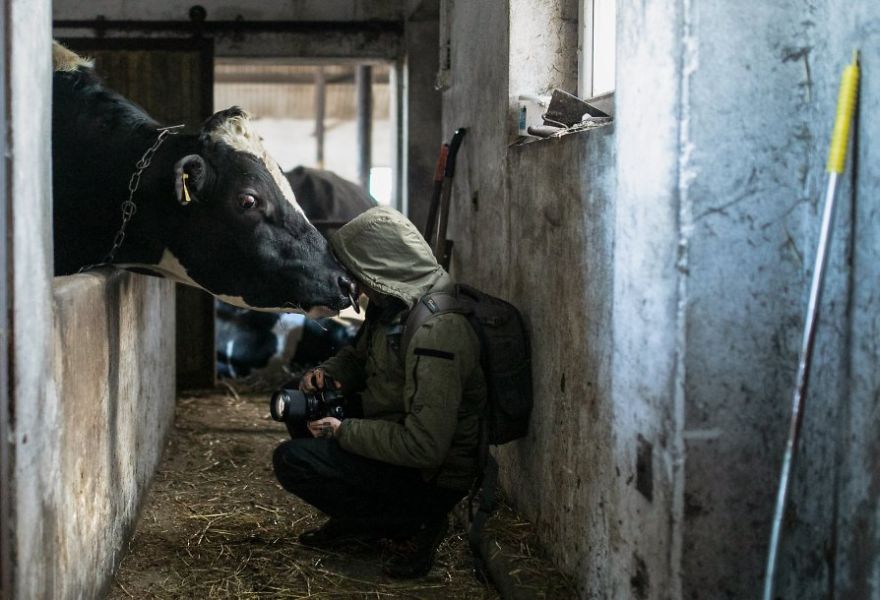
left=336, top=314, right=477, bottom=468
left=319, top=321, right=370, bottom=391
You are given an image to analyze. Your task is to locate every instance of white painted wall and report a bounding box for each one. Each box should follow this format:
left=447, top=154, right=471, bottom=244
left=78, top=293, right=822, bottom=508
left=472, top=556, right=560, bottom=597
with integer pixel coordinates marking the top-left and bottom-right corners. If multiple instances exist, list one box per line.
left=7, top=2, right=177, bottom=598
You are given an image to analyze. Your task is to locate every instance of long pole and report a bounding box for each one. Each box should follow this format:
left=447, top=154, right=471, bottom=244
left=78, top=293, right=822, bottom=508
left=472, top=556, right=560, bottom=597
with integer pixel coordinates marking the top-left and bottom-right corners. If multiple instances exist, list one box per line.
left=762, top=51, right=860, bottom=600
left=356, top=64, right=373, bottom=192
left=314, top=68, right=326, bottom=169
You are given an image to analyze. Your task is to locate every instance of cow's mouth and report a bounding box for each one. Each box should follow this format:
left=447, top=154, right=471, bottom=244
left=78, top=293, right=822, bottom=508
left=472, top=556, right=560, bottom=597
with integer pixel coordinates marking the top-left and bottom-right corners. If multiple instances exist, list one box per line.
left=300, top=276, right=358, bottom=319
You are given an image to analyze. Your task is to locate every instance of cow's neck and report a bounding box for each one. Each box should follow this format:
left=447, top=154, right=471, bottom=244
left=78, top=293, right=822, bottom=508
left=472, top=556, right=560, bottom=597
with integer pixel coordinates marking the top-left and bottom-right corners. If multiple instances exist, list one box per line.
left=107, top=132, right=201, bottom=269
left=53, top=67, right=202, bottom=276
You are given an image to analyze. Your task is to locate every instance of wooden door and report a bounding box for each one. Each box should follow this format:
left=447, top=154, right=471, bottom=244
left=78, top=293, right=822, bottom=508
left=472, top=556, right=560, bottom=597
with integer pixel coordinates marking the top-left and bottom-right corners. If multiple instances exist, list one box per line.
left=59, top=38, right=216, bottom=390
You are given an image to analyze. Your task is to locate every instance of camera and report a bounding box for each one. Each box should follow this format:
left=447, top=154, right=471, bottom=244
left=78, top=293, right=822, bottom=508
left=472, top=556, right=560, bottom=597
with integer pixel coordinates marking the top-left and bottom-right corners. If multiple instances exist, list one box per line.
left=269, top=376, right=360, bottom=437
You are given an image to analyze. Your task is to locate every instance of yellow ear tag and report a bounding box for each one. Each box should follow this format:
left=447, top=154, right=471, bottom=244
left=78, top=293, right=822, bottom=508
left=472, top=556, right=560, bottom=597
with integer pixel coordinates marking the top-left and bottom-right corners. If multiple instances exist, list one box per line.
left=181, top=173, right=192, bottom=205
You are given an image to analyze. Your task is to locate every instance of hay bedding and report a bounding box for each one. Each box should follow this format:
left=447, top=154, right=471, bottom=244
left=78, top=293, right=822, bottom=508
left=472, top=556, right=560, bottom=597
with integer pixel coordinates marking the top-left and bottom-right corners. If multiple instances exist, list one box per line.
left=108, top=386, right=501, bottom=600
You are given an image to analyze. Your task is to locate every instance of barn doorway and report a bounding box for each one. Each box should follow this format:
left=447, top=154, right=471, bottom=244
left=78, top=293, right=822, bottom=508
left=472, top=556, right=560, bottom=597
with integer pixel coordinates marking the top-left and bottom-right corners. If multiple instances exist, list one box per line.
left=212, top=59, right=394, bottom=384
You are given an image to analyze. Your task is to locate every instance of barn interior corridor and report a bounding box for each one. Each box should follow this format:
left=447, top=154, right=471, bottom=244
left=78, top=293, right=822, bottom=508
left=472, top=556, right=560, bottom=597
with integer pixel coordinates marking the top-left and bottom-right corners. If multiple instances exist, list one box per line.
left=2, top=1, right=879, bottom=599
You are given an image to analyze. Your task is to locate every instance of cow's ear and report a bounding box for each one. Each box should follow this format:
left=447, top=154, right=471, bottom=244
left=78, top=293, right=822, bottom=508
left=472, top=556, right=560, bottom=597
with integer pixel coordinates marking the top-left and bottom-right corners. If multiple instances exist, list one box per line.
left=174, top=154, right=209, bottom=206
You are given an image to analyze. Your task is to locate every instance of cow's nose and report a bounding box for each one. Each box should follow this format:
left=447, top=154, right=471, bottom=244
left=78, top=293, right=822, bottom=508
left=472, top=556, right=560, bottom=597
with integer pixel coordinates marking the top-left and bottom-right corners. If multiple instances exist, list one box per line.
left=338, top=274, right=354, bottom=294
left=338, top=275, right=360, bottom=313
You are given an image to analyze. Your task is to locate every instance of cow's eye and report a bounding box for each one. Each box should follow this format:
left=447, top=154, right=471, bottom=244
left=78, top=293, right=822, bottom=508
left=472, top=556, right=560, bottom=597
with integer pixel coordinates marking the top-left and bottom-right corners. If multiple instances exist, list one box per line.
left=238, top=193, right=257, bottom=210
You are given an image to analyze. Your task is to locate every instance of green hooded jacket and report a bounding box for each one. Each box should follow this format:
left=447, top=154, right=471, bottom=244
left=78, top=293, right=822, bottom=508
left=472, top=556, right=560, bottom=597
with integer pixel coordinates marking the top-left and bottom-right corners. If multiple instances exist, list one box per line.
left=322, top=206, right=486, bottom=491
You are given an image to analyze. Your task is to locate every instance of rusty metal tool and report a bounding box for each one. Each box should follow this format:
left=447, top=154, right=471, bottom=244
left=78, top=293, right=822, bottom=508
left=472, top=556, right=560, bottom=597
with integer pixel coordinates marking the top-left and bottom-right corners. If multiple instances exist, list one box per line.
left=424, top=143, right=449, bottom=240
left=433, top=128, right=467, bottom=269
left=762, top=50, right=860, bottom=600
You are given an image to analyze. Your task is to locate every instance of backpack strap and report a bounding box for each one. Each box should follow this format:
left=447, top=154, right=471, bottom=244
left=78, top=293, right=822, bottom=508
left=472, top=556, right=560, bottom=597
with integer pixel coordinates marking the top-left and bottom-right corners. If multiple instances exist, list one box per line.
left=399, top=290, right=464, bottom=362
left=468, top=450, right=498, bottom=584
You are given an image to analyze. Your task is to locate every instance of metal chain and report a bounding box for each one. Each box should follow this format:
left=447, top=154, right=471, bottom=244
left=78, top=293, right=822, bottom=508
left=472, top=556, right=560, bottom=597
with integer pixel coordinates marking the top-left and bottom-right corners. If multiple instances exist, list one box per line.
left=78, top=124, right=185, bottom=273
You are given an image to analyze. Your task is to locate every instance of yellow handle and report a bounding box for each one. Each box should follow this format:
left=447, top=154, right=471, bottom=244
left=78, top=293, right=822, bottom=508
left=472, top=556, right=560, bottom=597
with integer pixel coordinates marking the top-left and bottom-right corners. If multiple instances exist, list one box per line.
left=826, top=51, right=860, bottom=173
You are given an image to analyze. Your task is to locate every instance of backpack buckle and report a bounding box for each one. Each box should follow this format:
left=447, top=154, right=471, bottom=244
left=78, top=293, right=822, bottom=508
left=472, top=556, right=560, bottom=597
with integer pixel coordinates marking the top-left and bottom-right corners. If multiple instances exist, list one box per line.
left=424, top=296, right=439, bottom=313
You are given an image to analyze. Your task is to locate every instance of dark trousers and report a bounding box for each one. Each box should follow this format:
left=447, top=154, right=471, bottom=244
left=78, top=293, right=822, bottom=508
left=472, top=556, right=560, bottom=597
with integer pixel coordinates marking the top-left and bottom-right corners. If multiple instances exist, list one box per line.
left=272, top=438, right=465, bottom=537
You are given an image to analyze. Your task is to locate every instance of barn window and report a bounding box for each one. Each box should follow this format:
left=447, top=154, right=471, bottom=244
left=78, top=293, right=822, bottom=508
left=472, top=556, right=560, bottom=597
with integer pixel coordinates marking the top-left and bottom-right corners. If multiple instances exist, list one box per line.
left=579, top=0, right=617, bottom=98
left=508, top=0, right=580, bottom=142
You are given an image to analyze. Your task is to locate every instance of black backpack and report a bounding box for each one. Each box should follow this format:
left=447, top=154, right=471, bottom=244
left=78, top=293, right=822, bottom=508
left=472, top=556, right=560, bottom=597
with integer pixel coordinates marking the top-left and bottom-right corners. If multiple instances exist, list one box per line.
left=400, top=283, right=533, bottom=444
left=400, top=283, right=532, bottom=583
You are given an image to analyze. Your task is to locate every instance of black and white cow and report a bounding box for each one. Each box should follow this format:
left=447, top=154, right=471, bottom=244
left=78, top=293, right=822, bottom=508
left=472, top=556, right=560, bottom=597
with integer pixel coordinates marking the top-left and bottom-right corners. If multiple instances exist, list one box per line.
left=216, top=166, right=377, bottom=378
left=52, top=42, right=354, bottom=316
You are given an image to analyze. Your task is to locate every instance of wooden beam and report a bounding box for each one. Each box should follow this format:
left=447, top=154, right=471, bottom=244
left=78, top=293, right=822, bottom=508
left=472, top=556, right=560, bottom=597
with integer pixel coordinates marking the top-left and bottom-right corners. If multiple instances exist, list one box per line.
left=214, top=71, right=390, bottom=85
left=53, top=19, right=404, bottom=35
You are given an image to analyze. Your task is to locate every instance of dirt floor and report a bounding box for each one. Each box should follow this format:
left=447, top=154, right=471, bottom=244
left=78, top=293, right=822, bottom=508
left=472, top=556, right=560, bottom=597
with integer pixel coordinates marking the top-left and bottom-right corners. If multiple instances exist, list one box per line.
left=107, top=386, right=502, bottom=599
left=108, top=383, right=578, bottom=599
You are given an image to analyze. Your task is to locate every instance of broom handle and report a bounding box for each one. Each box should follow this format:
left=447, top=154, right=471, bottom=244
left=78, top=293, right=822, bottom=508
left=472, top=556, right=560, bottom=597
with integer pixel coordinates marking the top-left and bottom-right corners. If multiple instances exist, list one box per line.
left=763, top=51, right=859, bottom=600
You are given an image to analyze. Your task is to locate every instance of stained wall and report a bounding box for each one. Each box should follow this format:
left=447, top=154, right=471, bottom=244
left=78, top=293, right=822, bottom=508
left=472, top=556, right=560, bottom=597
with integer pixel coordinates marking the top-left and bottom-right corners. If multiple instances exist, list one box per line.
left=443, top=1, right=880, bottom=598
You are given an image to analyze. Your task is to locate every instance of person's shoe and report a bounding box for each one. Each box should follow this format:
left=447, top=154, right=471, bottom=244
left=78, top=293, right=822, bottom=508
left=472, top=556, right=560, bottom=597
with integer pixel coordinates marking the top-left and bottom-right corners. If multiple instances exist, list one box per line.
left=298, top=518, right=374, bottom=549
left=382, top=516, right=449, bottom=579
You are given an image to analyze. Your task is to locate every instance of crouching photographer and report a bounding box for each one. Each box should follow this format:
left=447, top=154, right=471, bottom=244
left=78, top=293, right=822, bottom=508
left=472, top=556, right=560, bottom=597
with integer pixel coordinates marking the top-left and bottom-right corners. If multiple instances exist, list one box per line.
left=271, top=207, right=486, bottom=579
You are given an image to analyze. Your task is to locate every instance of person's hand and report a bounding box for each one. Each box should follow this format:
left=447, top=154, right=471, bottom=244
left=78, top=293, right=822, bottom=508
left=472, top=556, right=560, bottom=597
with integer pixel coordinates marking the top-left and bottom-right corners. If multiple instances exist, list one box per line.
left=300, top=368, right=340, bottom=392
left=307, top=417, right=342, bottom=438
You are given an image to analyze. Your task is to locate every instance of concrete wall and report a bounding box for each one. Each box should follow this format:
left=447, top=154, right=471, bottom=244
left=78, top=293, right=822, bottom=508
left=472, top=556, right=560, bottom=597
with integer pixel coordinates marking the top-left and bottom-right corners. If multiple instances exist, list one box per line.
left=611, top=2, right=684, bottom=596
left=51, top=273, right=176, bottom=599
left=7, top=2, right=178, bottom=597
left=443, top=0, right=880, bottom=598
left=441, top=1, right=619, bottom=596
left=506, top=130, right=617, bottom=595
left=668, top=3, right=879, bottom=598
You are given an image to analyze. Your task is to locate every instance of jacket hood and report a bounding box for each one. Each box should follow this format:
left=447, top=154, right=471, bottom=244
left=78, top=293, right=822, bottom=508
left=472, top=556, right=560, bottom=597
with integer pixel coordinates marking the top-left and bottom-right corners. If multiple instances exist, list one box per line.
left=330, top=206, right=446, bottom=308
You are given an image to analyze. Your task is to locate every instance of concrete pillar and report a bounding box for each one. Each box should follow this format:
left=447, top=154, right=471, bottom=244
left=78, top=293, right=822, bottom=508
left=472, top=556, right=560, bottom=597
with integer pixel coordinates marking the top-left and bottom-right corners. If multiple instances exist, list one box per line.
left=0, top=4, right=10, bottom=597
left=8, top=1, right=56, bottom=596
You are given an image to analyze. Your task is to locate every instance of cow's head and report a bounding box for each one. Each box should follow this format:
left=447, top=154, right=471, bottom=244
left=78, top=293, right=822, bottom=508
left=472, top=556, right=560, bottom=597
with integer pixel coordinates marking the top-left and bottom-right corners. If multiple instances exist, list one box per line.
left=153, top=107, right=355, bottom=317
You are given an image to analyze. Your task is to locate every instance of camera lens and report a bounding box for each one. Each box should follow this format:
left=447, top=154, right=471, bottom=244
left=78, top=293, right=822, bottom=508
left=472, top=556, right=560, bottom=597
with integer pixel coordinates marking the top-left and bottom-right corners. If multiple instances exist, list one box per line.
left=269, top=387, right=311, bottom=424
left=270, top=390, right=287, bottom=421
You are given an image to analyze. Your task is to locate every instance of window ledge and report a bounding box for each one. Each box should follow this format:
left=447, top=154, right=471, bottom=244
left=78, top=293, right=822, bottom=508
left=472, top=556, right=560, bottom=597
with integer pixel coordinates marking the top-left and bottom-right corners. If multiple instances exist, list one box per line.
left=511, top=118, right=613, bottom=148
left=511, top=90, right=614, bottom=147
